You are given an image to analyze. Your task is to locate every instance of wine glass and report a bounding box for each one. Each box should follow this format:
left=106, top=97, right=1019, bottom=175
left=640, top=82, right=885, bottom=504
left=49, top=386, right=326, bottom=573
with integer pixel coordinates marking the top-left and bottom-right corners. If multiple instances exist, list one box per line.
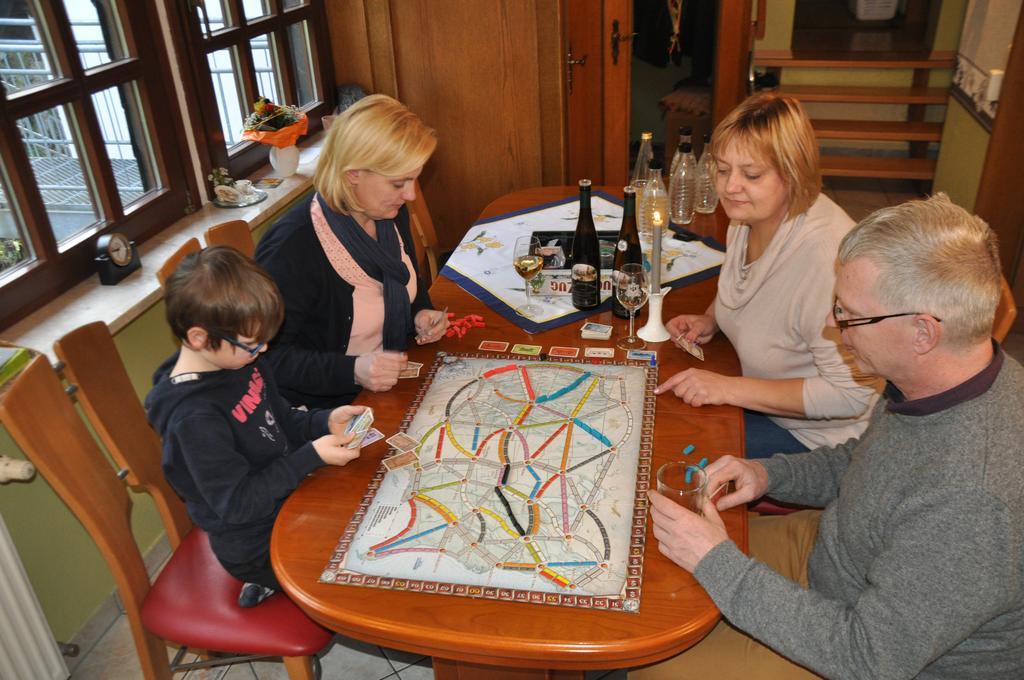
left=615, top=263, right=648, bottom=350
left=513, top=235, right=543, bottom=317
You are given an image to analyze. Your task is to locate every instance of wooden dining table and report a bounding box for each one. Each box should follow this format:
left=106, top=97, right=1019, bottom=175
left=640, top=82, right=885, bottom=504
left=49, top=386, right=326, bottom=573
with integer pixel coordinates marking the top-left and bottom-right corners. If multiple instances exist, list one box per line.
left=271, top=186, right=743, bottom=679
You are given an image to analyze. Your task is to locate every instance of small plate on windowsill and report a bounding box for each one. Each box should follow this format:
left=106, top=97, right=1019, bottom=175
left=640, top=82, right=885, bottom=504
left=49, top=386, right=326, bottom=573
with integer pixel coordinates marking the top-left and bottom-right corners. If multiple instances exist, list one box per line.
left=213, top=187, right=268, bottom=209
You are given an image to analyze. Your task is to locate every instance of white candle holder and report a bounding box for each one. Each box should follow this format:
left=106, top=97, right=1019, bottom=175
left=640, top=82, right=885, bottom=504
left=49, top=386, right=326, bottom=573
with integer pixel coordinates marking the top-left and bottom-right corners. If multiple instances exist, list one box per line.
left=637, top=286, right=671, bottom=342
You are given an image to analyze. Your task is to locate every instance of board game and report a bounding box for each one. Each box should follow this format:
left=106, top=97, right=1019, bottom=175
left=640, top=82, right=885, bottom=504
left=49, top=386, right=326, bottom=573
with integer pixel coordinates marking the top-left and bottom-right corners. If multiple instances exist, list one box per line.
left=320, top=353, right=657, bottom=611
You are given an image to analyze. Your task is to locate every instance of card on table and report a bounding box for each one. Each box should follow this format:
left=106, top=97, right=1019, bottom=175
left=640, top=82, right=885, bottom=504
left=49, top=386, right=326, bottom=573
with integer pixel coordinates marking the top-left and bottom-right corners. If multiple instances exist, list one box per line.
left=511, top=343, right=542, bottom=356
left=478, top=340, right=509, bottom=352
left=584, top=347, right=615, bottom=358
left=253, top=177, right=283, bottom=189
left=627, top=349, right=657, bottom=362
left=548, top=346, right=580, bottom=358
left=383, top=450, right=419, bottom=471
left=580, top=322, right=612, bottom=340
left=674, top=335, right=705, bottom=361
left=386, top=432, right=419, bottom=451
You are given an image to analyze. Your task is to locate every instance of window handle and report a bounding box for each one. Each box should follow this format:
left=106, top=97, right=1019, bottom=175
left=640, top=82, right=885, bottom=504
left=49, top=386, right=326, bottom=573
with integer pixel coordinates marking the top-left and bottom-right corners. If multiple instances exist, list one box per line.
left=187, top=0, right=212, bottom=37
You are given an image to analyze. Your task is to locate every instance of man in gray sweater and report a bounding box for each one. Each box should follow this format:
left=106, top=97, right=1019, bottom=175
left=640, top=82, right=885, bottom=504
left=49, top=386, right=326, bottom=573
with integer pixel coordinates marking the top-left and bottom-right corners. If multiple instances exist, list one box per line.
left=634, top=194, right=1023, bottom=679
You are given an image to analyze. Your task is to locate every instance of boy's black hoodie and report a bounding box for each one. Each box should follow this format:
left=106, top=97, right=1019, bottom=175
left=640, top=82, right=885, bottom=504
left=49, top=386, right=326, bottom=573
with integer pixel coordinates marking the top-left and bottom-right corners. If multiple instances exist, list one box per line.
left=145, top=353, right=329, bottom=574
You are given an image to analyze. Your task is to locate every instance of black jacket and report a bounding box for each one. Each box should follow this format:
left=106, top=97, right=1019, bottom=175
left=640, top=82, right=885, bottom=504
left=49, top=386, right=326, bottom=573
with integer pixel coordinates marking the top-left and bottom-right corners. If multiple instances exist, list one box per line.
left=255, top=195, right=432, bottom=408
left=145, top=354, right=329, bottom=569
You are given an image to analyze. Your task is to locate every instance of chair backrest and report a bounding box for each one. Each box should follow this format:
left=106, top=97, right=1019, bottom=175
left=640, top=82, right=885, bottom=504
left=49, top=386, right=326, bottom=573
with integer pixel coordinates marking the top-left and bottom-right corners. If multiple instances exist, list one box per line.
left=994, top=274, right=1018, bottom=343
left=408, top=179, right=440, bottom=283
left=157, top=237, right=201, bottom=286
left=0, top=357, right=173, bottom=679
left=204, top=219, right=254, bottom=258
left=54, top=322, right=191, bottom=548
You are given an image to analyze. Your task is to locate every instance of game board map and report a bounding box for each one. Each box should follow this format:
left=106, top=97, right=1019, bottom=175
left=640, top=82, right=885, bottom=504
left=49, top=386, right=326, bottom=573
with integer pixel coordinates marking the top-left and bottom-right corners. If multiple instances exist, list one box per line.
left=320, top=352, right=658, bottom=612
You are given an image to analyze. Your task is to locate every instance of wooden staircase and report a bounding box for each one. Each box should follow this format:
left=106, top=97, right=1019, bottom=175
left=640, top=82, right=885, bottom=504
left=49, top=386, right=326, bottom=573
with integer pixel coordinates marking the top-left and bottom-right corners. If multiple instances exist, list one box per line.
left=753, top=50, right=954, bottom=183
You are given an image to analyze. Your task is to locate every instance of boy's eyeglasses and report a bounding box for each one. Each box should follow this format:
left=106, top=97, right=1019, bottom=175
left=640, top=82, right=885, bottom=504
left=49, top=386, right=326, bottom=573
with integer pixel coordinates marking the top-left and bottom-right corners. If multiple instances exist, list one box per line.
left=832, top=299, right=941, bottom=330
left=211, top=332, right=264, bottom=357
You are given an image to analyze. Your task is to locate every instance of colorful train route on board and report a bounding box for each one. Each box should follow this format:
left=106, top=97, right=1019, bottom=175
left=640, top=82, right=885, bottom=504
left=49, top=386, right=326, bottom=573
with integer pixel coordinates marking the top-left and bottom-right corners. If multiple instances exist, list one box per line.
left=322, top=353, right=658, bottom=612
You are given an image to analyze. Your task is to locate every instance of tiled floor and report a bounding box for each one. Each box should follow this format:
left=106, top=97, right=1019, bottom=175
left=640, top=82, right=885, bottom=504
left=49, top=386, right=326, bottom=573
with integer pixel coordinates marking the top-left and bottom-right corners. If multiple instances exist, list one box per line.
left=67, top=180, right=1019, bottom=679
left=69, top=610, right=629, bottom=680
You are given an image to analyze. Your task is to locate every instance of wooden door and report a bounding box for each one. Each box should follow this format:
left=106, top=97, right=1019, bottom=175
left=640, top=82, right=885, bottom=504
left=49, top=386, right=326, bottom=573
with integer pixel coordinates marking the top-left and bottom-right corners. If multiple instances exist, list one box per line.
left=324, top=1, right=752, bottom=251
left=566, top=0, right=754, bottom=185
left=564, top=0, right=631, bottom=187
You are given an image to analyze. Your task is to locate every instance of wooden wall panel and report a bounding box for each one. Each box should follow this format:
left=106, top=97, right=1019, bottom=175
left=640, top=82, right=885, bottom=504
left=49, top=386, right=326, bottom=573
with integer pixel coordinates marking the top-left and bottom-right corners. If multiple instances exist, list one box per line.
left=389, top=1, right=561, bottom=252
left=974, top=7, right=1024, bottom=330
left=974, top=9, right=1024, bottom=280
left=325, top=0, right=373, bottom=92
left=535, top=0, right=567, bottom=186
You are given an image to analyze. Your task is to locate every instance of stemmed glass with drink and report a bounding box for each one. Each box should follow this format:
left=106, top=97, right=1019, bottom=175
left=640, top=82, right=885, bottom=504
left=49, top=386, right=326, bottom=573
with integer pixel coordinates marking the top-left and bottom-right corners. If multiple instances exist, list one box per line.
left=614, top=262, right=648, bottom=350
left=513, top=235, right=543, bottom=317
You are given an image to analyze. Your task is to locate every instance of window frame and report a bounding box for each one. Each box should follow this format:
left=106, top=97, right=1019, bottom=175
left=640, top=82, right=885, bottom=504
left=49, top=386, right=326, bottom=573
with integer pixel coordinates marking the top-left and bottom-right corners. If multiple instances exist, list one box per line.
left=0, top=0, right=199, bottom=328
left=172, top=0, right=335, bottom=189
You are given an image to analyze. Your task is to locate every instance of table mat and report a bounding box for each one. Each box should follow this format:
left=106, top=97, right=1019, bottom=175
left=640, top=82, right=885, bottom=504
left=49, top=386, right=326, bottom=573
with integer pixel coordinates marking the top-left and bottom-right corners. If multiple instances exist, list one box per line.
left=440, top=191, right=725, bottom=333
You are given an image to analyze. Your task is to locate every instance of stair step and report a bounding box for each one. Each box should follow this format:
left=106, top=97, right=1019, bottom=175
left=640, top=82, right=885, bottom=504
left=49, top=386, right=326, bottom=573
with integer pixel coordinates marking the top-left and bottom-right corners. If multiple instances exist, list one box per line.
left=820, top=155, right=936, bottom=180
left=812, top=120, right=942, bottom=141
left=777, top=84, right=949, bottom=104
left=755, top=50, right=955, bottom=69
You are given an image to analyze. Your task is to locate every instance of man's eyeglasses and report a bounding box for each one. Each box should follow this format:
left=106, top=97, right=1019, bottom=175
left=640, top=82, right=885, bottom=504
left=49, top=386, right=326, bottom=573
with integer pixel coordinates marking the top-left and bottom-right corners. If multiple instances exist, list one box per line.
left=832, top=300, right=941, bottom=330
left=211, top=332, right=264, bottom=357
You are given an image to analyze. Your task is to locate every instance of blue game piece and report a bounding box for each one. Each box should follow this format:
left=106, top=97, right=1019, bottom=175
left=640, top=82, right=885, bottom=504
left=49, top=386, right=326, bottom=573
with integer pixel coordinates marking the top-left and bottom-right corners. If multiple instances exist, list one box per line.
left=683, top=444, right=695, bottom=456
left=698, top=457, right=708, bottom=468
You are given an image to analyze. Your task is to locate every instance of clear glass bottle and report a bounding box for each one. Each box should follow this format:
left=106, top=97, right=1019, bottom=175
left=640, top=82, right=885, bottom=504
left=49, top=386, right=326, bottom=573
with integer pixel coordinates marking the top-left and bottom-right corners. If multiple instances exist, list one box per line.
left=669, top=126, right=693, bottom=179
left=640, top=160, right=668, bottom=240
left=695, top=133, right=719, bottom=214
left=631, top=131, right=654, bottom=190
left=669, top=142, right=697, bottom=225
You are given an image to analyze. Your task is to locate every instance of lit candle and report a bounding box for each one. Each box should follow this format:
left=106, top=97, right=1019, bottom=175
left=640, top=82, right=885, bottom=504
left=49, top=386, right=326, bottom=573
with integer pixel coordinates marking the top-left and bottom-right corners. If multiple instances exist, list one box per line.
left=651, top=209, right=663, bottom=292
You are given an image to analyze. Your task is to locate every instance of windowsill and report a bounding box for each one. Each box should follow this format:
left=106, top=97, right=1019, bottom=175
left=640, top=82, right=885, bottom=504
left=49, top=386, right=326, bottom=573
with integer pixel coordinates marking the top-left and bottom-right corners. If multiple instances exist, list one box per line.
left=1, top=134, right=325, bottom=361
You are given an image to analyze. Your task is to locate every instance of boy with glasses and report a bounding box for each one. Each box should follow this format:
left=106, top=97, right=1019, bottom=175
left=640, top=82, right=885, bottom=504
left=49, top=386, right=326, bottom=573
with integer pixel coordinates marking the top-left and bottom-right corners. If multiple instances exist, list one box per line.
left=146, top=246, right=368, bottom=607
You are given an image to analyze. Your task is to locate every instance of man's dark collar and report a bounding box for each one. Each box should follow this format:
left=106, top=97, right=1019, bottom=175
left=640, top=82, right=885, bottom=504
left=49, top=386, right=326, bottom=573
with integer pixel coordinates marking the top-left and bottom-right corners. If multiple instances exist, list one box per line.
left=885, top=340, right=1003, bottom=416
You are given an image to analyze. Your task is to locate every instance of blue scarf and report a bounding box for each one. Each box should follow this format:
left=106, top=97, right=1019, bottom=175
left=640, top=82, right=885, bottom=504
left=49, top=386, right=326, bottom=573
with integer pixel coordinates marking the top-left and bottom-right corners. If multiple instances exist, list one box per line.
left=316, top=193, right=412, bottom=351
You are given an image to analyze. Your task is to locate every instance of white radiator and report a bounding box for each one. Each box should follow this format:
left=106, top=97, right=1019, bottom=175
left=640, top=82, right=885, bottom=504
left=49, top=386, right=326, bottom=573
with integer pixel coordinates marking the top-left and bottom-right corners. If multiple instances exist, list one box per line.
left=0, top=513, right=68, bottom=680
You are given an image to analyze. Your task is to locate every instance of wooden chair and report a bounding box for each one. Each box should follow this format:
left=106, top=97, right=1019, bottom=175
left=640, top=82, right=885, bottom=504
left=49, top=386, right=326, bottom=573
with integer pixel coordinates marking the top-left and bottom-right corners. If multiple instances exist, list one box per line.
left=54, top=322, right=191, bottom=548
left=0, top=352, right=331, bottom=679
left=204, top=219, right=255, bottom=258
left=408, top=179, right=443, bottom=283
left=994, top=274, right=1018, bottom=344
left=156, top=237, right=201, bottom=286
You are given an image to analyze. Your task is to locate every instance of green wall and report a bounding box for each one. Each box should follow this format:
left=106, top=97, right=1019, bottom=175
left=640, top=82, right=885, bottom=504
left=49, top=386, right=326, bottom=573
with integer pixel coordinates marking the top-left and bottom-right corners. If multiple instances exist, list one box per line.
left=0, top=300, right=176, bottom=643
left=932, top=98, right=989, bottom=212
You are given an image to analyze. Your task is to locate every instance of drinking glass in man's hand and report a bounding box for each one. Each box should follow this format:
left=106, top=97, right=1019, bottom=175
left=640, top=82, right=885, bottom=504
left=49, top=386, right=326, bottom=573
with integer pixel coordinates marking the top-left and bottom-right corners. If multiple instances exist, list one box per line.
left=656, top=462, right=707, bottom=514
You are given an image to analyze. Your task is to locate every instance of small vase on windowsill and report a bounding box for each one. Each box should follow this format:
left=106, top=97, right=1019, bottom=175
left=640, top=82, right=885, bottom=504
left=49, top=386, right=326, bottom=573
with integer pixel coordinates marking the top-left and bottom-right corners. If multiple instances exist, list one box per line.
left=269, top=145, right=300, bottom=176
left=241, top=98, right=308, bottom=178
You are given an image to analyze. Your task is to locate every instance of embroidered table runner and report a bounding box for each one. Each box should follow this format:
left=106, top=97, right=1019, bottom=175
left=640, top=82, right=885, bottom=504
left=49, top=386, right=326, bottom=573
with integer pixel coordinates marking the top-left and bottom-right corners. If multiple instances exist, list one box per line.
left=440, top=191, right=725, bottom=334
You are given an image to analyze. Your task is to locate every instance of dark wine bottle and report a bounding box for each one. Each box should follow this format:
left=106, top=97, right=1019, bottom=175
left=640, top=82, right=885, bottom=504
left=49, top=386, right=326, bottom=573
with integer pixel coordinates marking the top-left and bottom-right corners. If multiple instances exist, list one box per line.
left=612, top=186, right=642, bottom=318
left=570, top=179, right=601, bottom=311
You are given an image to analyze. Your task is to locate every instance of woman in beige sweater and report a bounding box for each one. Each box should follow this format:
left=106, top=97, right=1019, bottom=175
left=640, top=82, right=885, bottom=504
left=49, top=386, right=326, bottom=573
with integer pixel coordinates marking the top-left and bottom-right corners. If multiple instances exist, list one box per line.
left=658, top=93, right=880, bottom=458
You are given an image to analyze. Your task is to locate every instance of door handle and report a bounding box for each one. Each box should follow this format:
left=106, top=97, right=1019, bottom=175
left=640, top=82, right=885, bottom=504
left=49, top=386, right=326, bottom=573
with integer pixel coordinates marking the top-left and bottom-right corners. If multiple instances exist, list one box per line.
left=611, top=19, right=637, bottom=66
left=566, top=46, right=587, bottom=95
